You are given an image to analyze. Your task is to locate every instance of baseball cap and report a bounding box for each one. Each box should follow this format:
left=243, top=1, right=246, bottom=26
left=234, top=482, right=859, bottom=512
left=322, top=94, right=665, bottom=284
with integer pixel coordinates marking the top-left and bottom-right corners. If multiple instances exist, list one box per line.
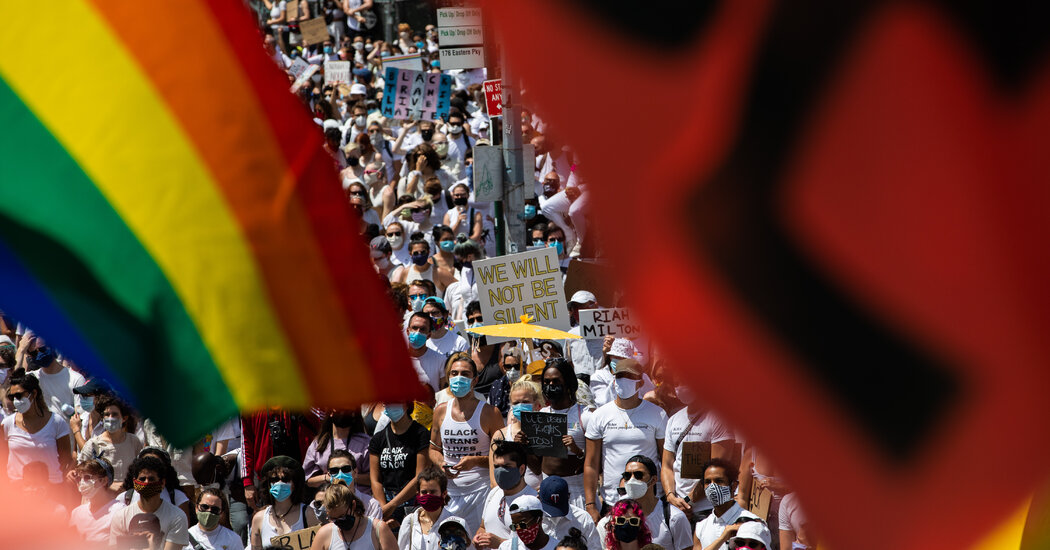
left=350, top=83, right=368, bottom=96
left=370, top=236, right=392, bottom=254
left=612, top=358, right=644, bottom=377
left=322, top=119, right=340, bottom=130
left=539, top=476, right=569, bottom=517
left=731, top=520, right=772, bottom=548
left=437, top=516, right=469, bottom=535
left=0, top=335, right=13, bottom=347
left=73, top=378, right=112, bottom=396
left=423, top=296, right=448, bottom=312
left=568, top=290, right=596, bottom=305
left=508, top=494, right=543, bottom=514
left=352, top=67, right=372, bottom=79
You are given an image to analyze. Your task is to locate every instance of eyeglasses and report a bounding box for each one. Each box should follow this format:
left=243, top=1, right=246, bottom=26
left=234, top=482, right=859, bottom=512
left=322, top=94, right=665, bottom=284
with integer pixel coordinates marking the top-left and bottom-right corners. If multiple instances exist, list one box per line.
left=612, top=516, right=642, bottom=526
left=386, top=231, right=403, bottom=237
left=328, top=465, right=355, bottom=475
left=510, top=517, right=538, bottom=530
left=198, top=504, right=222, bottom=515
left=504, top=362, right=520, bottom=369
left=621, top=471, right=647, bottom=481
left=408, top=293, right=428, bottom=300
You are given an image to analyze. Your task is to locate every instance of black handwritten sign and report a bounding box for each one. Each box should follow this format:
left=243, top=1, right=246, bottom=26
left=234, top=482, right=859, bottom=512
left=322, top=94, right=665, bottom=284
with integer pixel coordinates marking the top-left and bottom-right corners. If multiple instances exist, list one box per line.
left=270, top=525, right=321, bottom=550
left=520, top=411, right=567, bottom=458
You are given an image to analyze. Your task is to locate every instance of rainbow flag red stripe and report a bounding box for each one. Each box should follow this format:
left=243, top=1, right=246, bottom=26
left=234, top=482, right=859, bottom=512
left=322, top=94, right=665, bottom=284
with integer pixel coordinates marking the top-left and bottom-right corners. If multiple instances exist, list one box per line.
left=0, top=1, right=417, bottom=445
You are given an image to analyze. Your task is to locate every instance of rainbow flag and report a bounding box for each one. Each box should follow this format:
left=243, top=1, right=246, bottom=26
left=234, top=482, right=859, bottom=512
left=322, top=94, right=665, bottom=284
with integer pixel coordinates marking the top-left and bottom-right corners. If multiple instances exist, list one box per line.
left=0, top=1, right=418, bottom=446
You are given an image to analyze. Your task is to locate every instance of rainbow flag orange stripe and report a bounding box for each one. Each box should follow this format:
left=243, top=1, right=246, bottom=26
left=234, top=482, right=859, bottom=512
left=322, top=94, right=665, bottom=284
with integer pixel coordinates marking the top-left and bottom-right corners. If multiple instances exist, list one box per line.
left=0, top=1, right=418, bottom=445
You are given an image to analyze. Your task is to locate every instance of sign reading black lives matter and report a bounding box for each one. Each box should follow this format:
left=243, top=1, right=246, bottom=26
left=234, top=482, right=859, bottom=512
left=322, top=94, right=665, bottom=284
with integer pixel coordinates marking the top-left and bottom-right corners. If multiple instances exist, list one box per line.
left=474, top=247, right=570, bottom=331
left=520, top=411, right=567, bottom=458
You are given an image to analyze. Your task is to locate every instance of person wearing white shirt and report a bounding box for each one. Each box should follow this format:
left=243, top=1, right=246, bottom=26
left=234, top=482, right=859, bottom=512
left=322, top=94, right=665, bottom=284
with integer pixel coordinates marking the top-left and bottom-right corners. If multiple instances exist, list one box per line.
left=398, top=468, right=453, bottom=550
left=497, top=495, right=558, bottom=550
left=590, top=338, right=655, bottom=409
left=405, top=313, right=446, bottom=392
left=538, top=476, right=602, bottom=550
left=474, top=441, right=538, bottom=549
left=538, top=359, right=591, bottom=509
left=563, top=291, right=603, bottom=378
left=694, top=459, right=759, bottom=550
left=422, top=297, right=469, bottom=358
left=26, top=342, right=84, bottom=418
left=661, top=386, right=734, bottom=523
left=583, top=358, right=666, bottom=523
left=596, top=456, right=692, bottom=550
left=189, top=489, right=245, bottom=550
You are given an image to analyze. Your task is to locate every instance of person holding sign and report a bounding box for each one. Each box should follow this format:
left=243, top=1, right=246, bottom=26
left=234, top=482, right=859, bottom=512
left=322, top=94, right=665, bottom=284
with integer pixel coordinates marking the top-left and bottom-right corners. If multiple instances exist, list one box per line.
left=429, top=353, right=505, bottom=536
left=489, top=375, right=545, bottom=490
left=660, top=384, right=734, bottom=524
left=309, top=479, right=397, bottom=550
left=597, top=456, right=691, bottom=550
left=583, top=359, right=667, bottom=523
left=538, top=358, right=591, bottom=509
left=249, top=456, right=319, bottom=550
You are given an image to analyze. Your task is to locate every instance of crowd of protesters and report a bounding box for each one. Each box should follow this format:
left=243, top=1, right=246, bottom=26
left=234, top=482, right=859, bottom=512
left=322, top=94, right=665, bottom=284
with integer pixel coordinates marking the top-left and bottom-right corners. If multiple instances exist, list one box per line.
left=0, top=3, right=817, bottom=549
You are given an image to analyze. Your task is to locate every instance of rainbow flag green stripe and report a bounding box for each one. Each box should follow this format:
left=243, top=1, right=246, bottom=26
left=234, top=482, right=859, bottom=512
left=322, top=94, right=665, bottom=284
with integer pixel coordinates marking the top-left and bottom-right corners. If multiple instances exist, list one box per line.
left=0, top=0, right=418, bottom=446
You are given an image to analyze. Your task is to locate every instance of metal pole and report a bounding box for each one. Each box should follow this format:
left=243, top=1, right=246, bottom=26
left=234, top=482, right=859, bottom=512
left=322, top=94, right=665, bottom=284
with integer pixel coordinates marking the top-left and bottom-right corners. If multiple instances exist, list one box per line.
left=382, top=1, right=395, bottom=45
left=500, top=48, right=526, bottom=255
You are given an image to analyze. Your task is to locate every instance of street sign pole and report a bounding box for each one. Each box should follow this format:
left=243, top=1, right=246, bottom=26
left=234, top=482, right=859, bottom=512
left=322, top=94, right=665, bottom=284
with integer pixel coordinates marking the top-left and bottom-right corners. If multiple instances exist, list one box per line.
left=500, top=46, right=526, bottom=255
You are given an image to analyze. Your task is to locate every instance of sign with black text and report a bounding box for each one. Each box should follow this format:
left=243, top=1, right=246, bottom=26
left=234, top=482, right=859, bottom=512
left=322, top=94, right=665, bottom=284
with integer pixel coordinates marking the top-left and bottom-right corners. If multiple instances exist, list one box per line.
left=520, top=411, right=567, bottom=458
left=474, top=247, right=570, bottom=330
left=578, top=308, right=640, bottom=339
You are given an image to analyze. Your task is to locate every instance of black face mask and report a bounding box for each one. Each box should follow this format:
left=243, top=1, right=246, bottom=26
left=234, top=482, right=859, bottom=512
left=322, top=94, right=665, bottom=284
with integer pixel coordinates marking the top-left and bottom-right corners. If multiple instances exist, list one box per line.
left=542, top=383, right=565, bottom=402
left=333, top=514, right=356, bottom=531
left=614, top=524, right=640, bottom=543
left=420, top=129, right=434, bottom=141
left=332, top=413, right=356, bottom=428
left=346, top=156, right=360, bottom=167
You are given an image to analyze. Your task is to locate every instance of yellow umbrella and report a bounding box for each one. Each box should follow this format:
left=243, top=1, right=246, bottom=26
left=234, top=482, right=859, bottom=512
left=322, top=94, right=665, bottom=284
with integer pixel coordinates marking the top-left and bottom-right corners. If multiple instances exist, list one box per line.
left=467, top=315, right=580, bottom=373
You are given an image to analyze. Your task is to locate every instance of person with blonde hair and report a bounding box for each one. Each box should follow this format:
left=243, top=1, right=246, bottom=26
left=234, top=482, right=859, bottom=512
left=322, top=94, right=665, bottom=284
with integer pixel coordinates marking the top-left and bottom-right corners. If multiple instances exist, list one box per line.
left=309, top=479, right=397, bottom=550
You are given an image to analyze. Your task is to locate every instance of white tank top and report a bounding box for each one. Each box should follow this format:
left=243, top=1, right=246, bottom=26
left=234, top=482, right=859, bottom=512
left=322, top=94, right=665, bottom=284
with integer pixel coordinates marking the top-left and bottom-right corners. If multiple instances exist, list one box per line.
left=329, top=520, right=374, bottom=550
left=260, top=504, right=306, bottom=545
left=440, top=400, right=490, bottom=495
left=405, top=263, right=434, bottom=284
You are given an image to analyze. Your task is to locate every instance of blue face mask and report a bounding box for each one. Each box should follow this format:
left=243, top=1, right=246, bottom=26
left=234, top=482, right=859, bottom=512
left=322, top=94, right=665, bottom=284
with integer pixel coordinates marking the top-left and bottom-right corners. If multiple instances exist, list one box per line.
left=332, top=471, right=354, bottom=485
left=408, top=331, right=427, bottom=349
left=430, top=60, right=440, bottom=68
left=533, top=239, right=544, bottom=247
left=609, top=358, right=619, bottom=372
left=290, top=50, right=299, bottom=58
left=512, top=403, right=533, bottom=421
left=323, top=46, right=332, bottom=54
left=439, top=240, right=455, bottom=252
left=80, top=396, right=95, bottom=412
left=384, top=404, right=405, bottom=422
left=548, top=240, right=564, bottom=255
left=410, top=295, right=427, bottom=312
left=270, top=481, right=292, bottom=502
left=523, top=204, right=536, bottom=219
left=449, top=375, right=471, bottom=398
left=416, top=41, right=425, bottom=49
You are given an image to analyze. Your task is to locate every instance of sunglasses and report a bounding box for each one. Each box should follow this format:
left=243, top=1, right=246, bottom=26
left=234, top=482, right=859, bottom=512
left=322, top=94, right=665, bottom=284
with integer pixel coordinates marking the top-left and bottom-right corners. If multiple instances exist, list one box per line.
left=731, top=540, right=766, bottom=550
left=546, top=238, right=564, bottom=243
left=270, top=475, right=292, bottom=483
left=467, top=316, right=483, bottom=324
left=621, top=471, right=647, bottom=481
left=349, top=191, right=366, bottom=197
left=328, top=465, right=355, bottom=475
left=612, top=516, right=642, bottom=526
left=386, top=231, right=403, bottom=237
left=136, top=476, right=160, bottom=483
left=198, top=504, right=222, bottom=515
left=510, top=517, right=538, bottom=530
left=7, top=391, right=28, bottom=400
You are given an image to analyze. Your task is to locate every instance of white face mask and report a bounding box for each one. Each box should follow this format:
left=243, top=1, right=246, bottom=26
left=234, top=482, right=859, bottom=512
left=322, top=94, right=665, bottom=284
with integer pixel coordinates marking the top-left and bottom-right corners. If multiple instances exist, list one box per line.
left=365, top=43, right=374, bottom=52
left=78, top=479, right=101, bottom=497
left=705, top=483, right=734, bottom=506
left=12, top=397, right=32, bottom=414
left=624, top=478, right=649, bottom=500
left=449, top=125, right=463, bottom=135
left=374, top=257, right=391, bottom=269
left=353, top=42, right=364, bottom=51
left=103, top=417, right=123, bottom=433
left=354, top=116, right=366, bottom=127
left=613, top=377, right=638, bottom=400
left=387, top=235, right=403, bottom=249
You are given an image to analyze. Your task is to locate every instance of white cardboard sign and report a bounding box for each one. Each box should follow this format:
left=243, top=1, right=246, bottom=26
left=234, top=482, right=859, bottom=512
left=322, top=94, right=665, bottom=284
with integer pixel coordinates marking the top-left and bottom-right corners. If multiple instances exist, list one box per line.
left=436, top=7, right=483, bottom=27
left=472, top=145, right=503, bottom=202
left=578, top=308, right=640, bottom=339
left=439, top=46, right=485, bottom=70
left=324, top=61, right=350, bottom=85
left=474, top=247, right=570, bottom=331
left=437, top=25, right=484, bottom=46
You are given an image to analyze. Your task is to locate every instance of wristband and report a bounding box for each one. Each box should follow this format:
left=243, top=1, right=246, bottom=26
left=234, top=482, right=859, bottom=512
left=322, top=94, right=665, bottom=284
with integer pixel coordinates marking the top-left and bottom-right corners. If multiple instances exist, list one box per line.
left=585, top=502, right=596, bottom=508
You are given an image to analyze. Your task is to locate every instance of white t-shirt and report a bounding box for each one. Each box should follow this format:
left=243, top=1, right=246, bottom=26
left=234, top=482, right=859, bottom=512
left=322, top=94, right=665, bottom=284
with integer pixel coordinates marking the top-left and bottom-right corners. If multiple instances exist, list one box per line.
left=694, top=503, right=759, bottom=550
left=398, top=508, right=452, bottom=550
left=663, top=409, right=733, bottom=511
left=2, top=412, right=71, bottom=483
left=584, top=400, right=667, bottom=503
left=539, top=404, right=590, bottom=457
left=427, top=329, right=469, bottom=358
left=778, top=492, right=807, bottom=534
left=78, top=432, right=143, bottom=484
left=543, top=505, right=602, bottom=550
left=69, top=498, right=124, bottom=543
left=564, top=326, right=603, bottom=376
left=482, top=485, right=538, bottom=541
left=644, top=503, right=693, bottom=550
left=31, top=367, right=85, bottom=417
left=410, top=347, right=447, bottom=391
left=110, top=498, right=190, bottom=547
left=189, top=523, right=246, bottom=550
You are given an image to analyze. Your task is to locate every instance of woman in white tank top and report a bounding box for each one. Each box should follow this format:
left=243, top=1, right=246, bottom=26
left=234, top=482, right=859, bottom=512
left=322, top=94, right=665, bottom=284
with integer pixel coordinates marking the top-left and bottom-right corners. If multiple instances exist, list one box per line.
left=428, top=353, right=505, bottom=536
left=310, top=479, right=397, bottom=550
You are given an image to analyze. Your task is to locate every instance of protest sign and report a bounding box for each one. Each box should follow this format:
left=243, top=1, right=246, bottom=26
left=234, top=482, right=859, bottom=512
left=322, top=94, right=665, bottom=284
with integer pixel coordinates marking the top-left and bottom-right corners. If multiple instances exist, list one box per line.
left=270, top=525, right=321, bottom=550
left=286, top=0, right=299, bottom=22
left=380, top=67, right=453, bottom=121
left=289, top=64, right=319, bottom=92
left=483, top=79, right=502, bottom=117
left=439, top=46, right=485, bottom=70
left=680, top=441, right=712, bottom=480
left=324, top=60, right=350, bottom=85
left=437, top=7, right=483, bottom=27
left=474, top=247, right=571, bottom=331
left=288, top=57, right=309, bottom=79
left=382, top=53, right=424, bottom=71
left=749, top=483, right=773, bottom=520
left=520, top=411, right=567, bottom=458
left=438, top=25, right=484, bottom=46
left=299, top=17, right=329, bottom=45
left=472, top=145, right=502, bottom=202
left=578, top=308, right=640, bottom=339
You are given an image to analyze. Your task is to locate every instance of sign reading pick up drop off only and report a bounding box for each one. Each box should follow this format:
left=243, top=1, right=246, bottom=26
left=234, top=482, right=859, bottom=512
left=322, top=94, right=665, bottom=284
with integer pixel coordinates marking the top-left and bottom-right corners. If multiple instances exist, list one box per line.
left=474, top=247, right=571, bottom=331
left=436, top=7, right=485, bottom=70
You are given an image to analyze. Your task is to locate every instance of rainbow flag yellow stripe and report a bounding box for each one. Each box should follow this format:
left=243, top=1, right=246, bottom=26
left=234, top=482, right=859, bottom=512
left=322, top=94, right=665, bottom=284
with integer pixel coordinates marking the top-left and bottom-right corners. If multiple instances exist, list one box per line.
left=0, top=0, right=417, bottom=445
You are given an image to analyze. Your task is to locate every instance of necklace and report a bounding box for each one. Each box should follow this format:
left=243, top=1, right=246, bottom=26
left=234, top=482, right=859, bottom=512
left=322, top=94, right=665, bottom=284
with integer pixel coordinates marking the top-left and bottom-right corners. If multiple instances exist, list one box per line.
left=274, top=502, right=295, bottom=520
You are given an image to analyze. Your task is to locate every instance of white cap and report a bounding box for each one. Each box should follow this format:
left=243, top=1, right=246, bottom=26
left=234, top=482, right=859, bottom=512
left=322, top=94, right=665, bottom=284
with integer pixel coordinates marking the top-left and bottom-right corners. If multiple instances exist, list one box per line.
left=322, top=119, right=340, bottom=130
left=609, top=338, right=638, bottom=360
left=508, top=494, right=542, bottom=514
left=350, top=83, right=368, bottom=96
left=568, top=290, right=596, bottom=305
left=437, top=516, right=469, bottom=535
left=0, top=335, right=13, bottom=347
left=731, top=521, right=772, bottom=548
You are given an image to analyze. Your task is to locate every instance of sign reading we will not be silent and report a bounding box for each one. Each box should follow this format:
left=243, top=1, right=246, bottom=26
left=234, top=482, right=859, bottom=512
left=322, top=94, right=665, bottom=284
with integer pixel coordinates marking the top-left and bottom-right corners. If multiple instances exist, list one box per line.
left=475, top=248, right=571, bottom=331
